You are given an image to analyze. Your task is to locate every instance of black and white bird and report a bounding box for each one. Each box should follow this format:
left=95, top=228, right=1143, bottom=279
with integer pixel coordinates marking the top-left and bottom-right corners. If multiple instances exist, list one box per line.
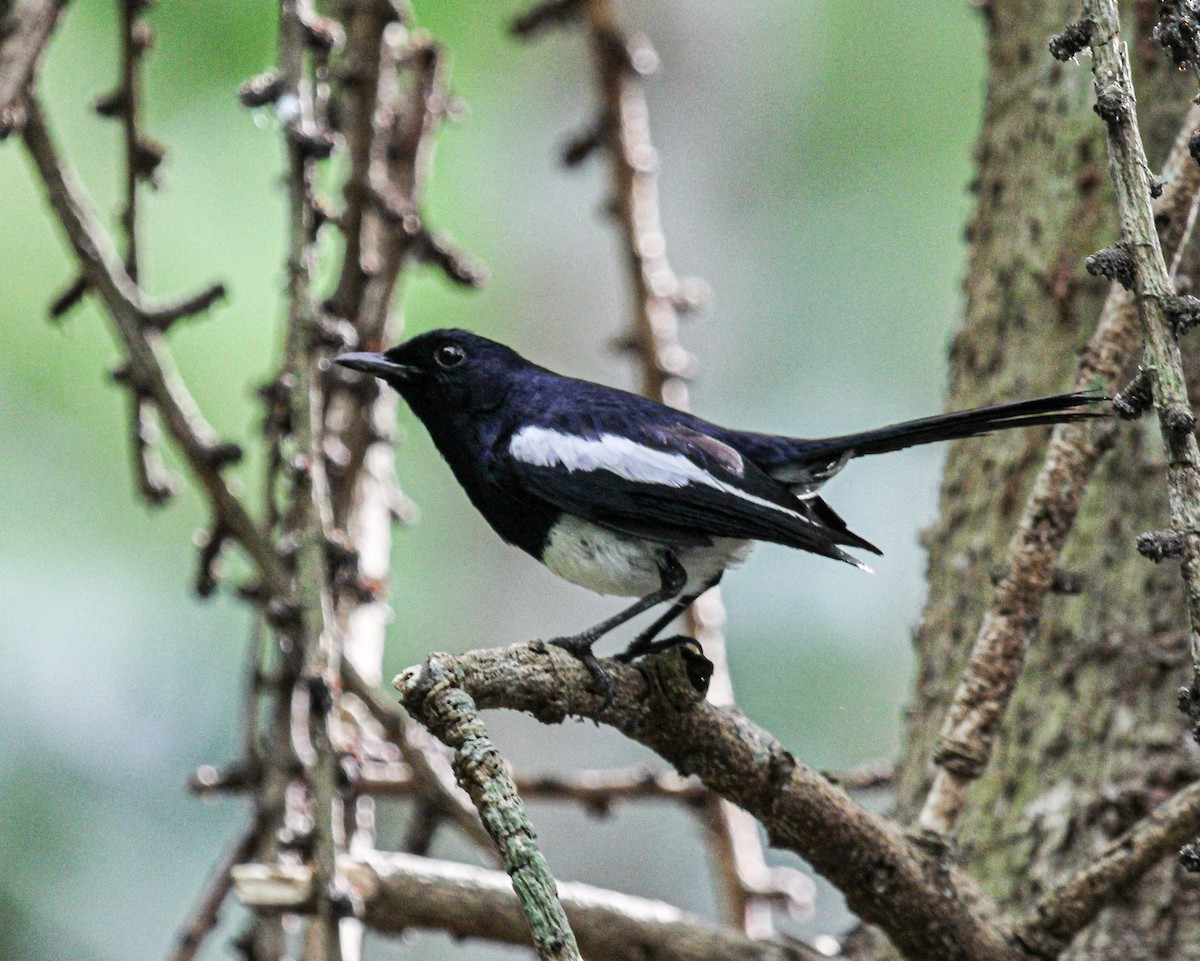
left=336, top=329, right=1103, bottom=701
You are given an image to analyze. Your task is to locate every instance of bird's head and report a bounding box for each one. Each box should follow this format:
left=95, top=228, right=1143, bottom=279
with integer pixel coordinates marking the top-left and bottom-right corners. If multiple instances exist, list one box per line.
left=335, top=328, right=524, bottom=421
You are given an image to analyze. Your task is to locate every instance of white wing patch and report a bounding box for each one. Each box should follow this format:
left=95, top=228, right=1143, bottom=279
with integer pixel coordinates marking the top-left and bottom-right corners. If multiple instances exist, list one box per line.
left=510, top=425, right=821, bottom=530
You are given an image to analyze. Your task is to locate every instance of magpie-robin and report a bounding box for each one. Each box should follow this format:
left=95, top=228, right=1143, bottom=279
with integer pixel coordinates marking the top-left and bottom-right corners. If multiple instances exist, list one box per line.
left=336, top=329, right=1103, bottom=702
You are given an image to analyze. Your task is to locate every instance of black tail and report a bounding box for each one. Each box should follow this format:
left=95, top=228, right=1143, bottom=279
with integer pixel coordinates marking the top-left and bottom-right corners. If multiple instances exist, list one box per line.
left=802, top=391, right=1107, bottom=462
left=734, top=391, right=1108, bottom=494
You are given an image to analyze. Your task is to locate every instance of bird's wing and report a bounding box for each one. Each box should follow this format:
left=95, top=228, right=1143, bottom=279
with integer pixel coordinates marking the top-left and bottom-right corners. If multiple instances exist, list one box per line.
left=504, top=422, right=876, bottom=568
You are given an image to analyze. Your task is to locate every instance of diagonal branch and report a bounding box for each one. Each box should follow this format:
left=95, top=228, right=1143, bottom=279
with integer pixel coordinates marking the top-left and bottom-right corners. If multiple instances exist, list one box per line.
left=0, top=0, right=68, bottom=135
left=20, top=97, right=289, bottom=598
left=394, top=643, right=1024, bottom=961
left=342, top=660, right=496, bottom=854
left=398, top=655, right=582, bottom=961
left=167, top=824, right=260, bottom=961
left=1014, top=775, right=1200, bottom=957
left=916, top=99, right=1200, bottom=841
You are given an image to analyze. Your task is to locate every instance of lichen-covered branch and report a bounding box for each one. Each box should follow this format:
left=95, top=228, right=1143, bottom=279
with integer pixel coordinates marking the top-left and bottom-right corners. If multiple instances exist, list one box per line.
left=342, top=660, right=495, bottom=853
left=1081, top=1, right=1200, bottom=724
left=394, top=643, right=1024, bottom=961
left=396, top=655, right=583, bottom=961
left=1089, top=0, right=1200, bottom=667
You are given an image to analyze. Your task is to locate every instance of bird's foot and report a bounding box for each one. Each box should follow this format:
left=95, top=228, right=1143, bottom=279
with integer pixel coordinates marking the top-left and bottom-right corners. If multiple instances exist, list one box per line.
left=548, top=634, right=615, bottom=713
left=615, top=634, right=714, bottom=696
left=614, top=632, right=696, bottom=663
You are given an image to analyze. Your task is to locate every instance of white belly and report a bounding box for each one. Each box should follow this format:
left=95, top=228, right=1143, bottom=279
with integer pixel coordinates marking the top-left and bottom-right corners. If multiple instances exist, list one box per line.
left=541, top=515, right=753, bottom=597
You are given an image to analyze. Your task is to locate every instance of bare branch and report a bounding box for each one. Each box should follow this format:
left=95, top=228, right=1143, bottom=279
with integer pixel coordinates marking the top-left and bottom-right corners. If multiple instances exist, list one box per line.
left=20, top=97, right=289, bottom=598
left=394, top=644, right=1024, bottom=961
left=516, top=766, right=707, bottom=811
left=0, top=0, right=67, bottom=136
left=351, top=851, right=828, bottom=961
left=575, top=0, right=699, bottom=403
left=347, top=760, right=708, bottom=811
left=324, top=0, right=400, bottom=323
left=236, top=851, right=828, bottom=961
left=274, top=1, right=348, bottom=956
left=143, top=282, right=228, bottom=331
left=512, top=0, right=583, bottom=39
left=545, top=0, right=772, bottom=933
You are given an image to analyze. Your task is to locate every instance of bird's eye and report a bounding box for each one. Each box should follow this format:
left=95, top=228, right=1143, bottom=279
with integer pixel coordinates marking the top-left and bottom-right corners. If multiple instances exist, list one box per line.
left=434, top=344, right=466, bottom=368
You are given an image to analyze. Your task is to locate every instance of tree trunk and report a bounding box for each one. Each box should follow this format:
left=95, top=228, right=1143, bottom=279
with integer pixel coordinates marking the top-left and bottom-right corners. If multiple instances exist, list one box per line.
left=854, top=2, right=1200, bottom=957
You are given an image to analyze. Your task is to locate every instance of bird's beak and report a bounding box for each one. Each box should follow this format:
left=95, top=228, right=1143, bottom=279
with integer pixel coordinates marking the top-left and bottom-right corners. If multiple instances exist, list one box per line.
left=334, top=352, right=412, bottom=379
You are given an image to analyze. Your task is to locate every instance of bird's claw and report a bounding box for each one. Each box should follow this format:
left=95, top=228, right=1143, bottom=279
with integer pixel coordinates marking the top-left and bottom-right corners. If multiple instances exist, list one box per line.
left=614, top=632, right=697, bottom=663
left=548, top=634, right=615, bottom=713
left=615, top=634, right=713, bottom=696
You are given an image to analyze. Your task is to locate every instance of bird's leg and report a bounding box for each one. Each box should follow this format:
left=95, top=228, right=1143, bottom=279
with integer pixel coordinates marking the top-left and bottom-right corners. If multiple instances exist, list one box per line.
left=550, top=555, right=687, bottom=710
left=614, top=574, right=722, bottom=663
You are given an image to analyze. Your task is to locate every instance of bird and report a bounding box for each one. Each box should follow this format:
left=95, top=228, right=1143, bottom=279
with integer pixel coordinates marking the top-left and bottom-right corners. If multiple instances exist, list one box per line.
left=335, top=328, right=1105, bottom=704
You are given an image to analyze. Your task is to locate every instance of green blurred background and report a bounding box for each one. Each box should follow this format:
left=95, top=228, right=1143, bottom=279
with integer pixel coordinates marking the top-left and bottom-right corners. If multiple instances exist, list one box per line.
left=0, top=1, right=983, bottom=956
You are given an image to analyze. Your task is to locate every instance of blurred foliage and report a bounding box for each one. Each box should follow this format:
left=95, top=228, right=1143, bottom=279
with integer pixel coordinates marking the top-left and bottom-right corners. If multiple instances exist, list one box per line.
left=0, top=1, right=982, bottom=956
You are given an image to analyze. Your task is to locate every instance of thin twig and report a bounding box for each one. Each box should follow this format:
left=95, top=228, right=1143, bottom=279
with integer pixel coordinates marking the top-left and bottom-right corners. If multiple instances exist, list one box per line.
left=394, top=643, right=1023, bottom=961
left=517, top=766, right=707, bottom=811
left=0, top=0, right=68, bottom=136
left=1081, top=1, right=1200, bottom=729
left=350, top=760, right=709, bottom=809
left=104, top=0, right=179, bottom=507
left=167, top=825, right=260, bottom=961
left=397, top=655, right=583, bottom=961
left=915, top=100, right=1200, bottom=841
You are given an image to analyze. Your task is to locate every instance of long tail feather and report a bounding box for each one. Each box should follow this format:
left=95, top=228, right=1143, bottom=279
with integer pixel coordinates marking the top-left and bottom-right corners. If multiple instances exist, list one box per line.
left=797, top=391, right=1105, bottom=463
left=733, top=391, right=1108, bottom=500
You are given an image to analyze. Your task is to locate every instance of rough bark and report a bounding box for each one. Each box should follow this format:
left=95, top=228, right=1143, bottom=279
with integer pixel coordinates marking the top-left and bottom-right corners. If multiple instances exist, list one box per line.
left=854, top=1, right=1200, bottom=958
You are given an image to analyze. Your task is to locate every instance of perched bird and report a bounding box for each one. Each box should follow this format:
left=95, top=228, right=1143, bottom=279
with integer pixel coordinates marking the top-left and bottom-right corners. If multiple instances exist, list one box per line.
left=336, top=329, right=1103, bottom=702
